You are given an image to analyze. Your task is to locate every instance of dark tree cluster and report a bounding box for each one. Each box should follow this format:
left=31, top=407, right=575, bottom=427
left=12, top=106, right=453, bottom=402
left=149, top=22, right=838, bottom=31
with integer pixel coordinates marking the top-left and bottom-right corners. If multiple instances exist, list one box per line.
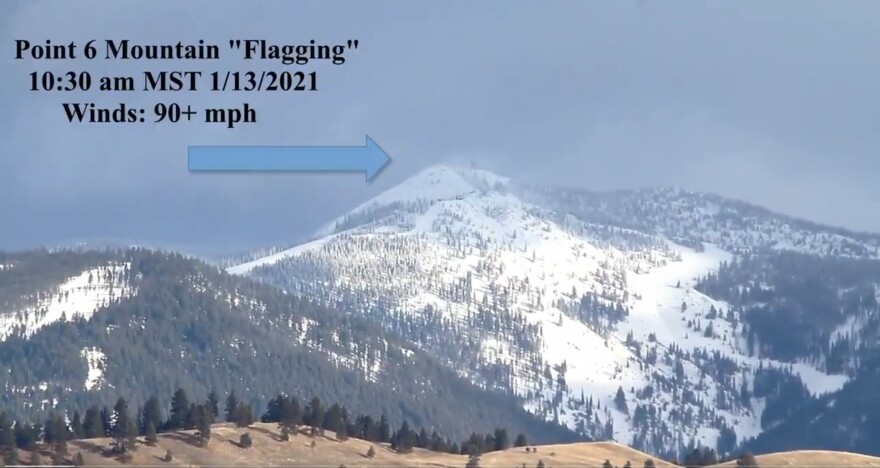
left=261, top=393, right=526, bottom=457
left=0, top=387, right=530, bottom=462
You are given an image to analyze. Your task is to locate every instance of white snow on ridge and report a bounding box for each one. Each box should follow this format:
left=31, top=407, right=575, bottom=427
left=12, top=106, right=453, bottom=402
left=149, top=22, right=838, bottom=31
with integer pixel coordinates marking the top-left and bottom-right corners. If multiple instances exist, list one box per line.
left=361, top=164, right=509, bottom=211
left=228, top=164, right=853, bottom=451
left=81, top=347, right=106, bottom=391
left=313, top=165, right=510, bottom=237
left=228, top=165, right=510, bottom=276
left=227, top=235, right=338, bottom=275
left=0, top=263, right=135, bottom=341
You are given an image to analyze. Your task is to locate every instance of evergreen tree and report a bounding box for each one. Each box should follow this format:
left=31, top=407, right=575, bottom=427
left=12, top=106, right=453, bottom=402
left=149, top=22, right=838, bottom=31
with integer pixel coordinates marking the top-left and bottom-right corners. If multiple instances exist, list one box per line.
left=514, top=433, right=528, bottom=447
left=614, top=387, right=628, bottom=414
left=323, top=403, right=344, bottom=436
left=391, top=420, right=416, bottom=453
left=142, top=396, right=163, bottom=434
left=225, top=391, right=239, bottom=423
left=701, top=449, right=718, bottom=466
left=493, top=428, right=509, bottom=451
left=336, top=423, right=349, bottom=442
left=378, top=414, right=391, bottom=442
left=736, top=451, right=759, bottom=467
left=356, top=415, right=373, bottom=441
left=207, top=390, right=220, bottom=419
left=197, top=405, right=213, bottom=446
left=602, top=460, right=613, bottom=468
left=305, top=397, right=325, bottom=431
left=112, top=397, right=136, bottom=453
left=43, top=412, right=69, bottom=446
left=83, top=406, right=104, bottom=439
left=14, top=422, right=38, bottom=451
left=144, top=420, right=158, bottom=446
left=644, top=459, right=656, bottom=468
left=263, top=395, right=283, bottom=423
left=135, top=406, right=144, bottom=437
left=277, top=396, right=300, bottom=438
left=100, top=406, right=112, bottom=436
left=0, top=412, right=13, bottom=450
left=70, top=410, right=84, bottom=440
left=168, top=388, right=189, bottom=430
left=418, top=427, right=430, bottom=449
left=684, top=448, right=703, bottom=468
left=185, top=403, right=200, bottom=430
left=234, top=402, right=255, bottom=428
left=466, top=454, right=481, bottom=468
left=683, top=449, right=700, bottom=468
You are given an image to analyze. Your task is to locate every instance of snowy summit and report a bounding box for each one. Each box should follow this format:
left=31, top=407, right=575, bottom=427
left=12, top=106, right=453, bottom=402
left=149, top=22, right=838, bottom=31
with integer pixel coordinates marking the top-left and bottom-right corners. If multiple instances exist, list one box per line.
left=227, top=164, right=865, bottom=456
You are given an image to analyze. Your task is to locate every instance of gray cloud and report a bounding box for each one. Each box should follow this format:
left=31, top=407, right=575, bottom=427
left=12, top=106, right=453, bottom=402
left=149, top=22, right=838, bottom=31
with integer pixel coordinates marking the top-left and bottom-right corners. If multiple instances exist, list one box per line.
left=3, top=0, right=880, bottom=255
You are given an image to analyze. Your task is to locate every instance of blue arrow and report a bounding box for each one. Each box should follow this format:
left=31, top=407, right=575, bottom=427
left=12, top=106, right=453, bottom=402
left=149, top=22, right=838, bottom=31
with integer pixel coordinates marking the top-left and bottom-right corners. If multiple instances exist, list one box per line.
left=188, top=135, right=392, bottom=182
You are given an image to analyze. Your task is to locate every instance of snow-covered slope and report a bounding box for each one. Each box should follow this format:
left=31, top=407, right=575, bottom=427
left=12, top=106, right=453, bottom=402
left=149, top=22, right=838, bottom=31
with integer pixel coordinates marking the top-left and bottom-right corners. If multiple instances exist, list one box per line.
left=0, top=263, right=135, bottom=340
left=228, top=165, right=855, bottom=457
left=81, top=347, right=107, bottom=391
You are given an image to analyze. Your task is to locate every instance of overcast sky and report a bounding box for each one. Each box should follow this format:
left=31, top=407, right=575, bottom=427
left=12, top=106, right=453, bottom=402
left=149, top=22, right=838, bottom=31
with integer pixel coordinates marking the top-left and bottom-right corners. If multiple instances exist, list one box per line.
left=2, top=1, right=879, bottom=256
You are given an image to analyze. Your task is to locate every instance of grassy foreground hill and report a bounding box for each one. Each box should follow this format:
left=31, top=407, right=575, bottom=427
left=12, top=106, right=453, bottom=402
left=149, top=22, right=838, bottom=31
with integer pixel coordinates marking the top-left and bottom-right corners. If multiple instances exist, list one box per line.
left=10, top=422, right=880, bottom=468
left=17, top=422, right=674, bottom=467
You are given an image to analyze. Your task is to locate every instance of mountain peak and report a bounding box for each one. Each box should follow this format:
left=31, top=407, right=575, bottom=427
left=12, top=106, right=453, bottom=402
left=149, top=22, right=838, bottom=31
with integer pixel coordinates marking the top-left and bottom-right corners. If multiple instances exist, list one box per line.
left=367, top=164, right=510, bottom=207
left=311, top=164, right=511, bottom=237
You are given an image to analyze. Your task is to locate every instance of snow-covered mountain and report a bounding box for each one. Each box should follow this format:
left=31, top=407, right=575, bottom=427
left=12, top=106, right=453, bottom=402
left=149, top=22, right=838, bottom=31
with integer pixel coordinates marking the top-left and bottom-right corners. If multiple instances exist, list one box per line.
left=0, top=248, right=577, bottom=443
left=228, top=165, right=880, bottom=457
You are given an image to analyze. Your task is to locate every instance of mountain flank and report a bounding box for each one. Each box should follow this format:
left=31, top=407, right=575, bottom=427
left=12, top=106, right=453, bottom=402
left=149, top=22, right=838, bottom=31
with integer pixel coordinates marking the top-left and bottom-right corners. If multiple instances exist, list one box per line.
left=0, top=248, right=577, bottom=444
left=229, top=164, right=880, bottom=457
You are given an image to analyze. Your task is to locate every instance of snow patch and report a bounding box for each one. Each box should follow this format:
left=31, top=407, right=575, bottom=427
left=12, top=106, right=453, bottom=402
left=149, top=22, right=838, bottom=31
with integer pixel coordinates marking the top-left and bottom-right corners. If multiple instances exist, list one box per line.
left=81, top=347, right=106, bottom=391
left=785, top=362, right=848, bottom=396
left=0, top=263, right=135, bottom=340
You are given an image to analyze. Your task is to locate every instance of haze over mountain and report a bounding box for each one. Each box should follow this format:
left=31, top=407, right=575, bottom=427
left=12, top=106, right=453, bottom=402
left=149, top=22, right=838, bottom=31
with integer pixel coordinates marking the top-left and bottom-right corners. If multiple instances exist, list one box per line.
left=5, top=1, right=880, bottom=255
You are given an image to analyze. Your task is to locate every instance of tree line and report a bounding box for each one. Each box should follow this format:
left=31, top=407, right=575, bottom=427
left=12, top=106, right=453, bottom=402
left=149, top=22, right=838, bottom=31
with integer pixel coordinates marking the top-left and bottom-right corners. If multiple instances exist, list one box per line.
left=0, top=387, right=538, bottom=465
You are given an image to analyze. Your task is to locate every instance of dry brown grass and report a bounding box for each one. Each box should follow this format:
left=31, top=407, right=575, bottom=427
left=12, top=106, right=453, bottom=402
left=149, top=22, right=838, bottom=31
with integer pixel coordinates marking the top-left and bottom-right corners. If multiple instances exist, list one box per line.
left=714, top=450, right=880, bottom=467
left=7, top=422, right=880, bottom=467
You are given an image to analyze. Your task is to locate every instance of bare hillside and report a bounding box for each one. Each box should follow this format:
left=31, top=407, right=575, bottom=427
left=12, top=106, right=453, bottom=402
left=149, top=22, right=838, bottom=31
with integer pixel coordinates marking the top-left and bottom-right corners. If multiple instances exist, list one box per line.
left=714, top=450, right=880, bottom=467
left=15, top=422, right=672, bottom=467
left=10, top=422, right=880, bottom=468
